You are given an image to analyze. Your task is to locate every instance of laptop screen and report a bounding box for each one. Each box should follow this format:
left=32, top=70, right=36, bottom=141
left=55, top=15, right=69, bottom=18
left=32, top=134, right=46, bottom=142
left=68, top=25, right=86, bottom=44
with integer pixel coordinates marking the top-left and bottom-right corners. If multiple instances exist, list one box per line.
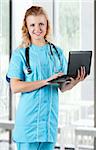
left=67, top=51, right=92, bottom=77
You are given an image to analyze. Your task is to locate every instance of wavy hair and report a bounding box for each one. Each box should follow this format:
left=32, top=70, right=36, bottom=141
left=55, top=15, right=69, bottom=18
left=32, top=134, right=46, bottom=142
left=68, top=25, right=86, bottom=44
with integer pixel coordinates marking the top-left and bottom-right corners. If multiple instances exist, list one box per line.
left=20, top=6, right=51, bottom=48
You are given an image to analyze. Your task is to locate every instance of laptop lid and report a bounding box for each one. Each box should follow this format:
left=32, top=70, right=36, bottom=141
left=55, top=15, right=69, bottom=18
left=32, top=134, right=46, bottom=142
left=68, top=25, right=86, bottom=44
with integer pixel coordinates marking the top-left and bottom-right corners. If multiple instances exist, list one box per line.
left=67, top=51, right=92, bottom=77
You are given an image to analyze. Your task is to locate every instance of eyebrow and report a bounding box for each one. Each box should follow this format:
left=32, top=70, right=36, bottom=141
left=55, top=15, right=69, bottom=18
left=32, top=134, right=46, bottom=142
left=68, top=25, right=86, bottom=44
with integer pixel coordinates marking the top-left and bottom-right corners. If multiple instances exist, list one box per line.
left=29, top=22, right=45, bottom=25
left=30, top=22, right=45, bottom=24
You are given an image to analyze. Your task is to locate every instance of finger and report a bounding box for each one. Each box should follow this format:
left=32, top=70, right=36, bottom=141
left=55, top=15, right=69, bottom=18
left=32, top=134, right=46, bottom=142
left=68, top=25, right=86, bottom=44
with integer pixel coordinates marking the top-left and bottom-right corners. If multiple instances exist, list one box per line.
left=58, top=72, right=64, bottom=75
left=78, top=67, right=84, bottom=81
left=76, top=69, right=80, bottom=80
left=81, top=66, right=85, bottom=79
left=83, top=66, right=86, bottom=77
left=57, top=72, right=64, bottom=76
left=54, top=74, right=60, bottom=78
left=80, top=66, right=84, bottom=78
left=67, top=77, right=76, bottom=85
left=54, top=72, right=63, bottom=78
left=80, top=66, right=86, bottom=80
left=65, top=80, right=71, bottom=85
left=66, top=77, right=76, bottom=86
left=69, top=77, right=74, bottom=82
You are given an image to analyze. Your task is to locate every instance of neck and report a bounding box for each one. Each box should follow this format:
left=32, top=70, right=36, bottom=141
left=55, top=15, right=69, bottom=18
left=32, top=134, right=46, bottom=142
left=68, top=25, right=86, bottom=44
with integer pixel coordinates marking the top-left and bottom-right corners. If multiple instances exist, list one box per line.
left=31, top=38, right=47, bottom=46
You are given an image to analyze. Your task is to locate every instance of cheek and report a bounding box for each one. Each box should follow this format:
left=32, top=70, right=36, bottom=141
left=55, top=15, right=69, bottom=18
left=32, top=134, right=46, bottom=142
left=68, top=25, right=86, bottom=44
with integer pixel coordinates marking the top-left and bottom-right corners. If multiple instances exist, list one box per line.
left=42, top=26, right=47, bottom=33
left=28, top=28, right=34, bottom=35
left=30, top=28, right=34, bottom=32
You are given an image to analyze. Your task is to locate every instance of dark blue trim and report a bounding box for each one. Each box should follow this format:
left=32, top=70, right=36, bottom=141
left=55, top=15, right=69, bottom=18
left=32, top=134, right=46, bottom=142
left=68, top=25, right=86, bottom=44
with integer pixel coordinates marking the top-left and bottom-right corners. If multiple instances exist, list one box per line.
left=6, top=75, right=10, bottom=83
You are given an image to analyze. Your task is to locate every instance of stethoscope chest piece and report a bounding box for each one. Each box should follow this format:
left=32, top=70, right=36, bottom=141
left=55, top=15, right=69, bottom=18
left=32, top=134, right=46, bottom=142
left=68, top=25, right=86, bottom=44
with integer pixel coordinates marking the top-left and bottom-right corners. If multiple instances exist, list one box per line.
left=24, top=67, right=32, bottom=74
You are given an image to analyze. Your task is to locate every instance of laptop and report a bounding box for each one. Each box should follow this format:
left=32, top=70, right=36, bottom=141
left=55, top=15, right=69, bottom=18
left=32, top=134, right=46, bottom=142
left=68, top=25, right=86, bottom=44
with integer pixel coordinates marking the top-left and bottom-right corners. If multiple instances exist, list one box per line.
left=48, top=51, right=92, bottom=83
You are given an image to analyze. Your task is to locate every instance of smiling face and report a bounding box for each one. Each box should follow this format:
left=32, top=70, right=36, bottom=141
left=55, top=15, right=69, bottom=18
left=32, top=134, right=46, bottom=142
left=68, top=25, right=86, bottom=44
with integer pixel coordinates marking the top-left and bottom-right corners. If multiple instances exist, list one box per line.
left=26, top=15, right=48, bottom=44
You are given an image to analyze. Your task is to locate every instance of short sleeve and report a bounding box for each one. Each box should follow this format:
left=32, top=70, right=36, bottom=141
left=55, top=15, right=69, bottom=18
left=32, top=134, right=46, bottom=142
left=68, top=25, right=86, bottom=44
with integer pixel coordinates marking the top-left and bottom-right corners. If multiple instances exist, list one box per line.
left=7, top=49, right=25, bottom=81
left=57, top=47, right=68, bottom=74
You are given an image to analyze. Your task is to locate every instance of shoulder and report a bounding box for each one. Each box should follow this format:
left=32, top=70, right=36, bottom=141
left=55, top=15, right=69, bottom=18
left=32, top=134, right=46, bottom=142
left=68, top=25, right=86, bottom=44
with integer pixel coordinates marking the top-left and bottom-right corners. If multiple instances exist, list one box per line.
left=11, top=47, right=26, bottom=57
left=52, top=43, right=64, bottom=55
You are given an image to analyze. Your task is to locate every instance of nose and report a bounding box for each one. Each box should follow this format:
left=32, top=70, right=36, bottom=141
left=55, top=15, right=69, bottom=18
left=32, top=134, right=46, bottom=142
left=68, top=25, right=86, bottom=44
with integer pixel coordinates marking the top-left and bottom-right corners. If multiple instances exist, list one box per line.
left=34, top=24, right=41, bottom=32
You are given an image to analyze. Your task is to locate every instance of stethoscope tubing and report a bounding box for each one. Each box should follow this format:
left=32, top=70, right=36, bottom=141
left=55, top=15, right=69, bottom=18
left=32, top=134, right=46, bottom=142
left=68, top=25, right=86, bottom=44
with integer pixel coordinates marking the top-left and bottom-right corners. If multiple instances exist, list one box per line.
left=25, top=42, right=62, bottom=74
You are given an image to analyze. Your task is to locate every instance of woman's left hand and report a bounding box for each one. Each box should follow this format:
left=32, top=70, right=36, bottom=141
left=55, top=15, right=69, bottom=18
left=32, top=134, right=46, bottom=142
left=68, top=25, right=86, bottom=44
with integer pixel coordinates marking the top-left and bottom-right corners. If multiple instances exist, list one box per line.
left=71, top=66, right=86, bottom=86
left=60, top=66, right=86, bottom=92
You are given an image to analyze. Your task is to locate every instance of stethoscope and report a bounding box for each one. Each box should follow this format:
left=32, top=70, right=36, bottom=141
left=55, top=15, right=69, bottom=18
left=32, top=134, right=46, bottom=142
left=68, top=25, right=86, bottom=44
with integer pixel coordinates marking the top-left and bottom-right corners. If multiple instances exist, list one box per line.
left=48, top=41, right=62, bottom=73
left=25, top=41, right=62, bottom=74
left=6, top=41, right=63, bottom=83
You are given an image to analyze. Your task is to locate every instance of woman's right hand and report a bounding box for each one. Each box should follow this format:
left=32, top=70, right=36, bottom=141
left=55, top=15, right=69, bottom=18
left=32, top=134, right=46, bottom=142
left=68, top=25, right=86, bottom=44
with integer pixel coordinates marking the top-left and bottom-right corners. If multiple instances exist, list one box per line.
left=46, top=72, right=64, bottom=84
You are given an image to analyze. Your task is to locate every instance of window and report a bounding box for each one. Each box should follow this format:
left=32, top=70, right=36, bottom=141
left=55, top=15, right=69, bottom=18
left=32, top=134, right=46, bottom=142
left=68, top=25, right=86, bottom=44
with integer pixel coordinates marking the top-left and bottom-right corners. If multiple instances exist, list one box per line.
left=59, top=1, right=80, bottom=53
left=0, top=0, right=10, bottom=144
left=54, top=0, right=94, bottom=148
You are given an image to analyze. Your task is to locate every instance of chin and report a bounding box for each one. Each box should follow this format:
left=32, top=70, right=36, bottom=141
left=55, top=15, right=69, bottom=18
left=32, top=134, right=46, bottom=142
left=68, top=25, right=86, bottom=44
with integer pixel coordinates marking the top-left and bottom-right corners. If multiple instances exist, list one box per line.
left=34, top=36, right=44, bottom=40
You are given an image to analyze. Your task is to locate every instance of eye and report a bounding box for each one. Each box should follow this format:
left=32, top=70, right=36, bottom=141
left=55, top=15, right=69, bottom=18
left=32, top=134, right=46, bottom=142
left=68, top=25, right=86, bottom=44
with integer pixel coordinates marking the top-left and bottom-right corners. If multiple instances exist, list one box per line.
left=39, top=23, right=44, bottom=26
left=30, top=24, right=35, bottom=27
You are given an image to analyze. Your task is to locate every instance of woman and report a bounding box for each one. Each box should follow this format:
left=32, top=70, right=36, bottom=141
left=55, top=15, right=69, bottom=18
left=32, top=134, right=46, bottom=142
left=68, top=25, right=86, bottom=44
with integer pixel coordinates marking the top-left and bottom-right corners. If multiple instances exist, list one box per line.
left=7, top=6, right=85, bottom=150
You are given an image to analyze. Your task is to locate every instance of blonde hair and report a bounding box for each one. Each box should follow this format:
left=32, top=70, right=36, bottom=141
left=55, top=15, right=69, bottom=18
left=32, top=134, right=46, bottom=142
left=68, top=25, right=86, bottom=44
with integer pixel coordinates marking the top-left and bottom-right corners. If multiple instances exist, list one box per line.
left=20, top=6, right=51, bottom=48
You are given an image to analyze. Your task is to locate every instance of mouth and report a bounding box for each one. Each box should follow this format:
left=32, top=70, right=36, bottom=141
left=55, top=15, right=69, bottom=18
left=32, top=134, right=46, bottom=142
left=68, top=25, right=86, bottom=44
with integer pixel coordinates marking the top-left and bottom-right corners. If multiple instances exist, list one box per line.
left=33, top=32, right=42, bottom=36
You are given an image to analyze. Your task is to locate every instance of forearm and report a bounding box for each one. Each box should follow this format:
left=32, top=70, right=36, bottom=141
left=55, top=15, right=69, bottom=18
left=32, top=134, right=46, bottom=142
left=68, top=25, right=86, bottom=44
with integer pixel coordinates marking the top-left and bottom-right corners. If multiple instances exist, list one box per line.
left=11, top=79, right=47, bottom=93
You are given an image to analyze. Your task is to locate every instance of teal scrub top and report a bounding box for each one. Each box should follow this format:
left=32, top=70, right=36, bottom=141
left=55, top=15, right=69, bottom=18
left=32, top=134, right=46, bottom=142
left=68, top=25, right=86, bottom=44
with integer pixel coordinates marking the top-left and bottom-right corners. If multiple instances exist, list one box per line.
left=7, top=43, right=67, bottom=143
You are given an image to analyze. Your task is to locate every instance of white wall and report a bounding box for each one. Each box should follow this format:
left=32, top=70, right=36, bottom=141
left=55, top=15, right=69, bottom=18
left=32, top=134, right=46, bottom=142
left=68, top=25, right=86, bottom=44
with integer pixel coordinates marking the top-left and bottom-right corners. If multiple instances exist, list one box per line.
left=80, top=0, right=94, bottom=51
left=80, top=0, right=94, bottom=101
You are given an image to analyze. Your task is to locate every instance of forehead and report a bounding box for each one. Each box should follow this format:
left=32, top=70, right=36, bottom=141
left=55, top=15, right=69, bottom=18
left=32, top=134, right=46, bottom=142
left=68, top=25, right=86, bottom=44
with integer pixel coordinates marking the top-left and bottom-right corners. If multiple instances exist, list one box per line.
left=26, top=15, right=47, bottom=23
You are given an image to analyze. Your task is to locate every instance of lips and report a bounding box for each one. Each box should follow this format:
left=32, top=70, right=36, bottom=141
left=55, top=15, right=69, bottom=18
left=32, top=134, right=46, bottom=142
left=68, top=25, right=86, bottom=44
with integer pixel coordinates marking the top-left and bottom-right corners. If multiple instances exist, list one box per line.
left=33, top=32, right=42, bottom=36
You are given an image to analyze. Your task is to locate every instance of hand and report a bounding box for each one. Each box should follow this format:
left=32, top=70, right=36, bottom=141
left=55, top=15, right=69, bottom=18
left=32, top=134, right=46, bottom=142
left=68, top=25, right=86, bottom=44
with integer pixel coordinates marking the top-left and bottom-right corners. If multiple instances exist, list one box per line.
left=73, top=66, right=86, bottom=86
left=60, top=66, right=86, bottom=91
left=46, top=72, right=64, bottom=84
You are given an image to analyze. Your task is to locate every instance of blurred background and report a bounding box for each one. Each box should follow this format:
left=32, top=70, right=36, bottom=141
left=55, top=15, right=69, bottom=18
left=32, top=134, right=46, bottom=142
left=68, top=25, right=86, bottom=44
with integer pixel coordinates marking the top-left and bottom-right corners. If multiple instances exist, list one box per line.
left=0, top=0, right=95, bottom=150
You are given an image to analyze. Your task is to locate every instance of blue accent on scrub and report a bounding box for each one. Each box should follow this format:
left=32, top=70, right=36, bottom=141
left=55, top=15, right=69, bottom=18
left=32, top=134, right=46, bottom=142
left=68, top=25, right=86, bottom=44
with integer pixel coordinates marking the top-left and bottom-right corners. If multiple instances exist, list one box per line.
left=7, top=44, right=67, bottom=144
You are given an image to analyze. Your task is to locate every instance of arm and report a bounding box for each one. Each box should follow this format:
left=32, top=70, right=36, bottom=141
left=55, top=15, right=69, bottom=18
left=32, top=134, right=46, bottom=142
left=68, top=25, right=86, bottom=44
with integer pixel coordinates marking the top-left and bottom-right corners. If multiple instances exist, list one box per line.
left=10, top=78, right=48, bottom=93
left=11, top=72, right=64, bottom=93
